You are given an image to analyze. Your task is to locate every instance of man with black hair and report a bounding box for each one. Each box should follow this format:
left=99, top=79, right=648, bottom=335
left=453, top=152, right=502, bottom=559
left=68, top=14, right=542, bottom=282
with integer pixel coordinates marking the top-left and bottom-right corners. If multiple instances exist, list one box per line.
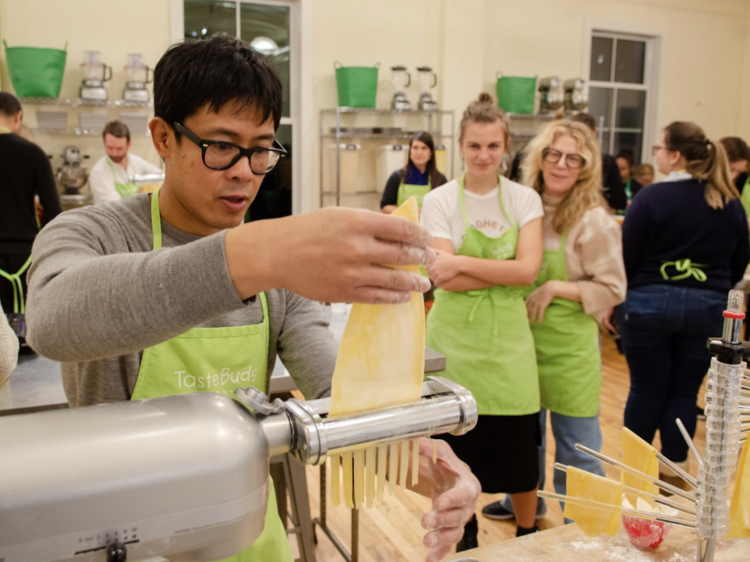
left=0, top=92, right=60, bottom=332
left=26, top=35, right=478, bottom=562
left=569, top=112, right=627, bottom=211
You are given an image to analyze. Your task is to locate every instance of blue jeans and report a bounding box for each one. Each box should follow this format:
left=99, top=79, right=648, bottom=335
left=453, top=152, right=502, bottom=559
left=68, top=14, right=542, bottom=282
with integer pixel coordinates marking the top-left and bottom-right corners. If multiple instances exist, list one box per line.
left=500, top=409, right=605, bottom=519
left=617, top=285, right=725, bottom=462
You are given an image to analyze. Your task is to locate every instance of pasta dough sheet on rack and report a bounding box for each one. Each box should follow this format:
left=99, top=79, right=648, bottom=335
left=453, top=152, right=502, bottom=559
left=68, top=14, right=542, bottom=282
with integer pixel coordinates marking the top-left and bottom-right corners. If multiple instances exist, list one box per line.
left=564, top=466, right=623, bottom=537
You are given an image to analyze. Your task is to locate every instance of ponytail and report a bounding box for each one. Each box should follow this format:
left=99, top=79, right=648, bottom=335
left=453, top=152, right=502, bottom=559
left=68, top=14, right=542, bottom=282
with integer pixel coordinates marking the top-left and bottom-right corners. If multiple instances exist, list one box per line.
left=664, top=122, right=739, bottom=209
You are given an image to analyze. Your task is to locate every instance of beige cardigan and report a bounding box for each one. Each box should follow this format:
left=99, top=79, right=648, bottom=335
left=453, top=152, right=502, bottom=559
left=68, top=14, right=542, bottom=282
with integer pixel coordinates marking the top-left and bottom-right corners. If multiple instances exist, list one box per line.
left=541, top=194, right=627, bottom=322
left=0, top=301, right=19, bottom=384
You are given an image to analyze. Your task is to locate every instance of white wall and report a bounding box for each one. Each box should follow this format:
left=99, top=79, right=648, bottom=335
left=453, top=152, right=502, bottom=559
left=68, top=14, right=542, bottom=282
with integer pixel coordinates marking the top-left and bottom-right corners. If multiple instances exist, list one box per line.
left=2, top=0, right=750, bottom=208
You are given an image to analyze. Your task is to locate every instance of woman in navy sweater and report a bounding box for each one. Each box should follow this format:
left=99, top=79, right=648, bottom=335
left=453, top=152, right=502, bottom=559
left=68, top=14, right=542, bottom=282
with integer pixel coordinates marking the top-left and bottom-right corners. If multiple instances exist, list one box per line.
left=618, top=122, right=750, bottom=487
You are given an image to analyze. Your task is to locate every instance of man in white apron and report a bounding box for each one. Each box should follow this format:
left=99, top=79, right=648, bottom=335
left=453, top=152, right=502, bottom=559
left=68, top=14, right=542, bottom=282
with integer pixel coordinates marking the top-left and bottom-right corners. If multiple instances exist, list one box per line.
left=26, top=35, right=479, bottom=562
left=88, top=120, right=163, bottom=204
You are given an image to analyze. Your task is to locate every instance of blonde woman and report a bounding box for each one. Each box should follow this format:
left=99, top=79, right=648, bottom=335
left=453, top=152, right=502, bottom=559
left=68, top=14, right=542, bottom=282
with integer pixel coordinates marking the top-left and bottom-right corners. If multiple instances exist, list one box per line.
left=619, top=122, right=750, bottom=486
left=484, top=120, right=626, bottom=521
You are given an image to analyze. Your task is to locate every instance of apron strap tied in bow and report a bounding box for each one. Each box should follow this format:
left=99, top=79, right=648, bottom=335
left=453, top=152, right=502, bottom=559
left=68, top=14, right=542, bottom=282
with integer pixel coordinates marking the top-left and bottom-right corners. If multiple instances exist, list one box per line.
left=660, top=259, right=707, bottom=283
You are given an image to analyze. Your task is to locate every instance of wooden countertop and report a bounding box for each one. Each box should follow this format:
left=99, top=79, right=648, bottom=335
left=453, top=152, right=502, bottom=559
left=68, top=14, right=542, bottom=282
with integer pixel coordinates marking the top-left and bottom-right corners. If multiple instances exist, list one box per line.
left=444, top=522, right=749, bottom=562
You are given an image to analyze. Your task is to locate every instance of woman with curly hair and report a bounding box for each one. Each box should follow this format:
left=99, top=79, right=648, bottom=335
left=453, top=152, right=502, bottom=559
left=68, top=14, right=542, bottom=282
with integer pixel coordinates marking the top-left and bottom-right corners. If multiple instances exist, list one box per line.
left=484, top=119, right=626, bottom=522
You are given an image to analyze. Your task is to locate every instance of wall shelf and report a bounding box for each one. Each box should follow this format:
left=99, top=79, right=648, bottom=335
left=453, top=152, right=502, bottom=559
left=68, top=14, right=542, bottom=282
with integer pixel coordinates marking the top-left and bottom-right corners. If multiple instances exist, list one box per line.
left=320, top=107, right=456, bottom=208
left=19, top=97, right=153, bottom=108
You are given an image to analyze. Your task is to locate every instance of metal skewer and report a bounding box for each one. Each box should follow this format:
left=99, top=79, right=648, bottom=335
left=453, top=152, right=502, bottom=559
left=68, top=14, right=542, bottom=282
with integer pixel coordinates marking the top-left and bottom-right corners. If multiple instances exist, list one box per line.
left=676, top=418, right=704, bottom=469
left=574, top=444, right=696, bottom=502
left=537, top=491, right=697, bottom=529
left=656, top=450, right=698, bottom=487
left=553, top=464, right=696, bottom=516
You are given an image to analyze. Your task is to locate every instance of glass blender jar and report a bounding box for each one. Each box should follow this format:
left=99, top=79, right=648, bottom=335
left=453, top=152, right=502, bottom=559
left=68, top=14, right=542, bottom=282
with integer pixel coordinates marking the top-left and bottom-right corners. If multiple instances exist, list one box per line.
left=79, top=51, right=112, bottom=101
left=123, top=53, right=153, bottom=102
left=417, top=66, right=438, bottom=111
left=390, top=65, right=411, bottom=111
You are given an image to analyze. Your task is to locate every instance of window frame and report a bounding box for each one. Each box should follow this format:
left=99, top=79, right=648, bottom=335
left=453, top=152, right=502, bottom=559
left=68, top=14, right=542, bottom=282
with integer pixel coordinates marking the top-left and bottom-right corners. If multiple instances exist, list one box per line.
left=582, top=21, right=663, bottom=166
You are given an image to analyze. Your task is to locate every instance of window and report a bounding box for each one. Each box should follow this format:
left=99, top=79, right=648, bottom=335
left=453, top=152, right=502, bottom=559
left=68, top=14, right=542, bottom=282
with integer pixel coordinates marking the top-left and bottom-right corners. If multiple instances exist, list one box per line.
left=183, top=0, right=295, bottom=220
left=588, top=32, right=654, bottom=165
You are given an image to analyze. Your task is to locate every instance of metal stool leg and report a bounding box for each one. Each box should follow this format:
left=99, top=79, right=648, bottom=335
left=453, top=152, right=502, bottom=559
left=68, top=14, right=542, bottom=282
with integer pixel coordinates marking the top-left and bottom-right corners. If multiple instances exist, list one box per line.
left=283, top=453, right=317, bottom=562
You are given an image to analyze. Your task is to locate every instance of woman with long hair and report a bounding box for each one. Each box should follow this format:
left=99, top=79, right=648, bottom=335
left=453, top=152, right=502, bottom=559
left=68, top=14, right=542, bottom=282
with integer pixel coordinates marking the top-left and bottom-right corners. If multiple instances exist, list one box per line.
left=422, top=93, right=544, bottom=546
left=619, top=122, right=750, bottom=487
left=380, top=131, right=447, bottom=214
left=483, top=120, right=626, bottom=521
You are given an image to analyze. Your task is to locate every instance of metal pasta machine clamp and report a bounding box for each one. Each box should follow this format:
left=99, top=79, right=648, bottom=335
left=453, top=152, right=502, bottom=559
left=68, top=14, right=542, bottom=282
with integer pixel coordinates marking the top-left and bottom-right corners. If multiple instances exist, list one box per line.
left=0, top=376, right=476, bottom=562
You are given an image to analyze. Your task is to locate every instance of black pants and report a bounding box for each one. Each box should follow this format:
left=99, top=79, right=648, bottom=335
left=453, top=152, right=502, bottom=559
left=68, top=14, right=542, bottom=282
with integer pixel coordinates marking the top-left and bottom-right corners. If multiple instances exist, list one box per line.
left=0, top=253, right=31, bottom=314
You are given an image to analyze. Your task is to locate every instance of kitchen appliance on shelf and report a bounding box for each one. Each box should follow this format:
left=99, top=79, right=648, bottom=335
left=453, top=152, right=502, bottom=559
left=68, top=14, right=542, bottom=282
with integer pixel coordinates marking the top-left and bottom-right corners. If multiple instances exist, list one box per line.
left=79, top=51, right=112, bottom=102
left=538, top=76, right=565, bottom=113
left=123, top=53, right=152, bottom=103
left=563, top=78, right=588, bottom=113
left=56, top=145, right=92, bottom=210
left=390, top=65, right=412, bottom=111
left=416, top=66, right=439, bottom=111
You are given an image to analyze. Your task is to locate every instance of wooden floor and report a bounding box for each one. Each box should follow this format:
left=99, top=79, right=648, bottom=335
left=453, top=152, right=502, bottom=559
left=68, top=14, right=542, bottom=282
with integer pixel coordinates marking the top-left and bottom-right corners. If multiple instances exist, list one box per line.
left=287, top=331, right=707, bottom=561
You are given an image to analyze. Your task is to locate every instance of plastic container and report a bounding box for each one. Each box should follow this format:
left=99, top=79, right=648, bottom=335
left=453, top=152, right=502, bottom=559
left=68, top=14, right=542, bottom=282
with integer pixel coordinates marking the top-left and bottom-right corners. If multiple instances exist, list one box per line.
left=434, top=144, right=447, bottom=180
left=496, top=73, right=537, bottom=115
left=375, top=145, right=408, bottom=193
left=327, top=143, right=361, bottom=194
left=4, top=41, right=67, bottom=98
left=334, top=62, right=379, bottom=108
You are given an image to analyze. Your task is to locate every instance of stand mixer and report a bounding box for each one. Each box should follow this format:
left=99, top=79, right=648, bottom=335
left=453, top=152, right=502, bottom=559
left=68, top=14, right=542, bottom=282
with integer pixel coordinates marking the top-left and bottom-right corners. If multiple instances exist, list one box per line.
left=123, top=53, right=152, bottom=103
left=417, top=66, right=439, bottom=111
left=390, top=65, right=411, bottom=111
left=0, top=376, right=477, bottom=562
left=57, top=145, right=92, bottom=210
left=79, top=51, right=112, bottom=102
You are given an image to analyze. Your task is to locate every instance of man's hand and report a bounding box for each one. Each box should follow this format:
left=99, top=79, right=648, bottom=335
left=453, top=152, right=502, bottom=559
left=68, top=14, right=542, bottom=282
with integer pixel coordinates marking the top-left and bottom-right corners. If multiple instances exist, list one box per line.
left=426, top=250, right=464, bottom=287
left=525, top=281, right=555, bottom=324
left=225, top=208, right=435, bottom=304
left=409, top=438, right=481, bottom=562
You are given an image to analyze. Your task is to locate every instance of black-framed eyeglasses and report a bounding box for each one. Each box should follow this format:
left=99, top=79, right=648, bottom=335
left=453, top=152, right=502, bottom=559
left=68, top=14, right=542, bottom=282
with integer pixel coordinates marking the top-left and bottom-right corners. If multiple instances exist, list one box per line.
left=542, top=147, right=585, bottom=170
left=173, top=122, right=287, bottom=174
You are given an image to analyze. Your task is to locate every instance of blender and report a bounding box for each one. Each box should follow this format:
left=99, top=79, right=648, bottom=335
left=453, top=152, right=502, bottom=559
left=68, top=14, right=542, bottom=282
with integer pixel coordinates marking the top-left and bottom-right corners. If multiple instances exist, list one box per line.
left=123, top=53, right=153, bottom=103
left=390, top=65, right=412, bottom=111
left=416, top=66, right=438, bottom=111
left=79, top=51, right=112, bottom=102
left=538, top=76, right=565, bottom=113
left=563, top=78, right=588, bottom=113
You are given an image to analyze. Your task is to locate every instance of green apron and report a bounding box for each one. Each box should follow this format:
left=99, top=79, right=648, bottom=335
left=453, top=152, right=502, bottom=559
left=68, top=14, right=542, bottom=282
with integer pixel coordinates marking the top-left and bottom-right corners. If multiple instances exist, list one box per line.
left=524, top=232, right=600, bottom=417
left=130, top=190, right=293, bottom=562
left=396, top=176, right=431, bottom=208
left=106, top=157, right=139, bottom=199
left=741, top=176, right=750, bottom=218
left=0, top=256, right=33, bottom=337
left=426, top=175, right=540, bottom=416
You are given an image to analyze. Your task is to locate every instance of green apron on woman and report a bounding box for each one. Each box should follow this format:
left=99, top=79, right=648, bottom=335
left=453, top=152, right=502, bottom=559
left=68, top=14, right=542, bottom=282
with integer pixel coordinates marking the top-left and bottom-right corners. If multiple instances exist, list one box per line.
left=426, top=176, right=539, bottom=416
left=525, top=232, right=601, bottom=417
left=397, top=176, right=431, bottom=208
left=130, top=191, right=293, bottom=562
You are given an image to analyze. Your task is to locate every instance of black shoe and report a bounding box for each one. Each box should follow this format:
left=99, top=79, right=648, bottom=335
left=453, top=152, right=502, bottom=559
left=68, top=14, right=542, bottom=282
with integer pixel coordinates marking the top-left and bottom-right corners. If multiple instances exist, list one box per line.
left=697, top=406, right=706, bottom=421
left=516, top=524, right=540, bottom=538
left=482, top=499, right=548, bottom=521
left=456, top=516, right=478, bottom=552
left=481, top=501, right=515, bottom=521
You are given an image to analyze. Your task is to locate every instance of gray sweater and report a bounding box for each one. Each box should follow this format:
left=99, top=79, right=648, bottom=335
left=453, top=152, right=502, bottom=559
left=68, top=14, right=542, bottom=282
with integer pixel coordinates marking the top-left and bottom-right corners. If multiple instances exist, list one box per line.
left=26, top=194, right=337, bottom=407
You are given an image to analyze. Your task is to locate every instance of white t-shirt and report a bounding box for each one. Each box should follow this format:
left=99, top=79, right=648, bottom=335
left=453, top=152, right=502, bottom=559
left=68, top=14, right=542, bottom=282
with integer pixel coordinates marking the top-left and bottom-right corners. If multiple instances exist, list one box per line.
left=421, top=176, right=544, bottom=252
left=89, top=153, right=163, bottom=205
